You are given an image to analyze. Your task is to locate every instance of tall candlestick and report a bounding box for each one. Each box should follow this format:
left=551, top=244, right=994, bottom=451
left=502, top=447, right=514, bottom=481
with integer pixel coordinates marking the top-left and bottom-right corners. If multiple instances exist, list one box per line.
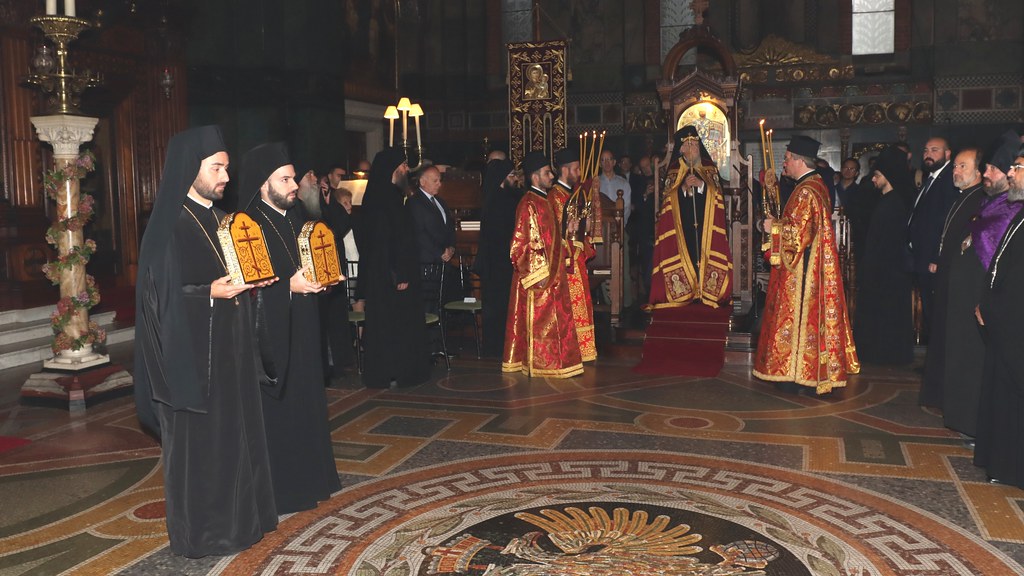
left=767, top=129, right=776, bottom=175
left=64, top=0, right=75, bottom=17
left=46, top=0, right=57, bottom=15
left=388, top=118, right=394, bottom=147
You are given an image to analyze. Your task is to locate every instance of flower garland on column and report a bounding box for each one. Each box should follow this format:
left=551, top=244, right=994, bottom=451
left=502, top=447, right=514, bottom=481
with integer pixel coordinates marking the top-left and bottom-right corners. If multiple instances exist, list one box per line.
left=39, top=150, right=106, bottom=354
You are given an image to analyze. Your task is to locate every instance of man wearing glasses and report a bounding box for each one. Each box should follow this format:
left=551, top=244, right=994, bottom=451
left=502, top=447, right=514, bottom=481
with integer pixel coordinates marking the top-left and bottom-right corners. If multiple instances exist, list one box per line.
left=974, top=136, right=1024, bottom=489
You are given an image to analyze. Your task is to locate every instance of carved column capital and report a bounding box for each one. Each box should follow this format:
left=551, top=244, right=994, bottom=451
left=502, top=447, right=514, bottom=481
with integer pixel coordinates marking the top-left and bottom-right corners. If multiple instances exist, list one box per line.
left=30, top=114, right=99, bottom=156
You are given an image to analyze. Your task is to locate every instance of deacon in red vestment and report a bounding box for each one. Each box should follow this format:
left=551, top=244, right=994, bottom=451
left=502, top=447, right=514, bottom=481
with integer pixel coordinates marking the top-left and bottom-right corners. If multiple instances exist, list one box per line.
left=549, top=147, right=597, bottom=362
left=648, top=125, right=732, bottom=309
left=754, top=135, right=860, bottom=394
left=502, top=152, right=584, bottom=377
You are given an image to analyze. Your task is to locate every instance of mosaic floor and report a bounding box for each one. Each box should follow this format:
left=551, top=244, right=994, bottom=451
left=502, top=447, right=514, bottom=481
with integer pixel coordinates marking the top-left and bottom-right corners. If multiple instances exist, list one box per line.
left=1, top=341, right=1023, bottom=575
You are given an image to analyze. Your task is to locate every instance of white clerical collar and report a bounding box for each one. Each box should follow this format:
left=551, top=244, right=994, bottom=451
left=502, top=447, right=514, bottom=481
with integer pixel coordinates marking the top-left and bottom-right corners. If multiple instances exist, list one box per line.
left=261, top=198, right=287, bottom=217
left=557, top=179, right=572, bottom=189
left=186, top=194, right=213, bottom=209
left=530, top=185, right=548, bottom=198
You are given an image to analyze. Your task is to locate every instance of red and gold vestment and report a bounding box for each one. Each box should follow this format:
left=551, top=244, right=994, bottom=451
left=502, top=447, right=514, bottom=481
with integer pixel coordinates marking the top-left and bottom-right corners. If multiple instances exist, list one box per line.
left=502, top=187, right=584, bottom=377
left=753, top=172, right=860, bottom=393
left=648, top=161, right=732, bottom=309
left=549, top=180, right=597, bottom=362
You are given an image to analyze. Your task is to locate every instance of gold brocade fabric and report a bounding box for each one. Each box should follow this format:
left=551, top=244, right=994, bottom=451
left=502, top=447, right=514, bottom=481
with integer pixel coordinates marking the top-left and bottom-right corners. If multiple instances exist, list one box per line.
left=753, top=173, right=860, bottom=393
left=549, top=183, right=597, bottom=362
left=502, top=189, right=584, bottom=377
left=647, top=163, right=732, bottom=309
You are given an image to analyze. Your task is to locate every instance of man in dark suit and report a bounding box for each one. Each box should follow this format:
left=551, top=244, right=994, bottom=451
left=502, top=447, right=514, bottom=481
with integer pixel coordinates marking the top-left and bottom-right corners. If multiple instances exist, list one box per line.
left=408, top=165, right=458, bottom=305
left=908, top=137, right=958, bottom=339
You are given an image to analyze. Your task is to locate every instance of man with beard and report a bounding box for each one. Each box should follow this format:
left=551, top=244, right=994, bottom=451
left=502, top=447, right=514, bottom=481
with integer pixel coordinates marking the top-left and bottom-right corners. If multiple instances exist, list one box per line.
left=908, top=137, right=959, bottom=340
left=974, top=139, right=1024, bottom=487
left=133, top=126, right=278, bottom=557
left=648, top=125, right=732, bottom=310
left=361, top=148, right=430, bottom=388
left=549, top=147, right=597, bottom=362
left=478, top=157, right=520, bottom=357
left=240, top=142, right=342, bottom=514
left=754, top=136, right=859, bottom=395
left=919, top=148, right=986, bottom=411
left=503, top=151, right=583, bottom=378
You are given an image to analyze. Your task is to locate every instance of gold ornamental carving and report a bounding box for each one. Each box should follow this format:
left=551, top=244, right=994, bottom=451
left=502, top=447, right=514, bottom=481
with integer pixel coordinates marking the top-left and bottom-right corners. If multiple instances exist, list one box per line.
left=735, top=35, right=854, bottom=85
left=795, top=101, right=934, bottom=128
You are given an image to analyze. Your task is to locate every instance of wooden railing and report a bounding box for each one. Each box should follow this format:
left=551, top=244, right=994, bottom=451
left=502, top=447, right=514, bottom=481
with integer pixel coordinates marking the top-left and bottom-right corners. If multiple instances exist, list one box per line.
left=589, top=191, right=625, bottom=327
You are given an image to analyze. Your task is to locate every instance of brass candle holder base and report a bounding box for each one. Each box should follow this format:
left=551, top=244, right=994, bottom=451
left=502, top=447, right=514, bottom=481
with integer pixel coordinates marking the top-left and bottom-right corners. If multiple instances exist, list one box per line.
left=23, top=15, right=102, bottom=115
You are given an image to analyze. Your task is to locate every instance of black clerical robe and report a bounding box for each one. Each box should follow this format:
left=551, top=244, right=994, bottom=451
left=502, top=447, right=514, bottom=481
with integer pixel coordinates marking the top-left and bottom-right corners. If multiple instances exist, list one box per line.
left=975, top=208, right=1024, bottom=488
left=361, top=185, right=430, bottom=388
left=136, top=202, right=277, bottom=557
left=318, top=190, right=354, bottom=377
left=251, top=202, right=341, bottom=513
left=479, top=184, right=523, bottom=357
left=920, top=183, right=984, bottom=411
left=855, top=191, right=914, bottom=365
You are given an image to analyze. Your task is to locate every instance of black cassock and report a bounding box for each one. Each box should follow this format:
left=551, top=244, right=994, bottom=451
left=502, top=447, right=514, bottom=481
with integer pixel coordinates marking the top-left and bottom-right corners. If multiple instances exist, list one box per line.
left=135, top=202, right=277, bottom=557
left=361, top=184, right=430, bottom=388
left=478, top=159, right=521, bottom=358
left=975, top=207, right=1024, bottom=487
left=251, top=203, right=341, bottom=513
left=855, top=191, right=914, bottom=365
left=920, top=184, right=984, bottom=419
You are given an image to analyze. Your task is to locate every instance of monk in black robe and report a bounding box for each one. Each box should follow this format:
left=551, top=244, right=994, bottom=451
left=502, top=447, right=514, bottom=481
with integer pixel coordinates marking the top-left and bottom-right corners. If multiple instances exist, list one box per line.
left=240, top=142, right=342, bottom=513
left=478, top=158, right=520, bottom=357
left=361, top=148, right=430, bottom=388
left=855, top=145, right=914, bottom=365
left=920, top=148, right=985, bottom=410
left=134, top=126, right=278, bottom=557
left=975, top=143, right=1024, bottom=487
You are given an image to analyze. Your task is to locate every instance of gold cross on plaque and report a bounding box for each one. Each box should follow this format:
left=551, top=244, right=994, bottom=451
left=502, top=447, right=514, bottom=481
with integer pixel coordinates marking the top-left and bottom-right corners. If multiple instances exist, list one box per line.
left=313, top=229, right=333, bottom=276
left=237, top=220, right=267, bottom=275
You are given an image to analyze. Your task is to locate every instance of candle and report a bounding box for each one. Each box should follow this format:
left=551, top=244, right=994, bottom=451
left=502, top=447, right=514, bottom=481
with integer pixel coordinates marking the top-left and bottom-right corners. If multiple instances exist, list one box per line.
left=758, top=119, right=768, bottom=169
left=64, top=0, right=75, bottom=17
left=587, top=131, right=597, bottom=175
left=383, top=105, right=399, bottom=148
left=46, top=0, right=57, bottom=15
left=397, top=97, right=411, bottom=144
left=579, top=133, right=584, bottom=179
left=413, top=115, right=421, bottom=148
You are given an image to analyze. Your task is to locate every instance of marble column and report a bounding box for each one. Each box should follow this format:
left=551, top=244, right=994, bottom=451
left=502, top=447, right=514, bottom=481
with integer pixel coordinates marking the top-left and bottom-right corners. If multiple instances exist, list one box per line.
left=31, top=114, right=109, bottom=371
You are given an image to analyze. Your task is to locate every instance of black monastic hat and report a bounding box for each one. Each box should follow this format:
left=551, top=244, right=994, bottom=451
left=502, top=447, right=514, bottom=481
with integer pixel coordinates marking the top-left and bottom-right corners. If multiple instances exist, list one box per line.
left=985, top=129, right=1021, bottom=174
left=553, top=147, right=579, bottom=169
left=787, top=135, right=821, bottom=159
left=522, top=151, right=550, bottom=179
left=240, top=142, right=291, bottom=209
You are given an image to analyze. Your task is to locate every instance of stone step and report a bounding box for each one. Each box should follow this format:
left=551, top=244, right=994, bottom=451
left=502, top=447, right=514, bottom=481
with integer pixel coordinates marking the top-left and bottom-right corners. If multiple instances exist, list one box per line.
left=0, top=313, right=132, bottom=370
left=0, top=310, right=116, bottom=346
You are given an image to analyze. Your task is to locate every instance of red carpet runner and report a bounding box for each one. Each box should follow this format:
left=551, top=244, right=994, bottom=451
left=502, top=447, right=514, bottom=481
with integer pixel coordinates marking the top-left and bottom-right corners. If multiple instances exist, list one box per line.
left=633, top=303, right=731, bottom=377
left=0, top=436, right=30, bottom=454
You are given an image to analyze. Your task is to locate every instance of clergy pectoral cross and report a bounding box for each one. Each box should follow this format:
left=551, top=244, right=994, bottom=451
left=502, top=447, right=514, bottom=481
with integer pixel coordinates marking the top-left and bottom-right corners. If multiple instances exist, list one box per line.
left=313, top=229, right=334, bottom=280
left=237, top=220, right=266, bottom=275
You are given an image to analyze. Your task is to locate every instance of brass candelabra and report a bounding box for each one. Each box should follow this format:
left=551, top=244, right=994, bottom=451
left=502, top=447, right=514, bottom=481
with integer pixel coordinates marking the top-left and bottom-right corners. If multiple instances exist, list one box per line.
left=23, top=15, right=102, bottom=115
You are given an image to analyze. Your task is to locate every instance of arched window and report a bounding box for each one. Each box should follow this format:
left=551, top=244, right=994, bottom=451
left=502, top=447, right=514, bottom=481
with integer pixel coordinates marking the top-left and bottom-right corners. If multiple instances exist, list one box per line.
left=851, top=0, right=895, bottom=55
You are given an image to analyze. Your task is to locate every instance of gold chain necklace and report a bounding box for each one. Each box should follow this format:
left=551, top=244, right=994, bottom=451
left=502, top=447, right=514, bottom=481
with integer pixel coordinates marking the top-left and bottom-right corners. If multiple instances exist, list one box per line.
left=182, top=202, right=228, bottom=272
left=256, top=205, right=299, bottom=271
